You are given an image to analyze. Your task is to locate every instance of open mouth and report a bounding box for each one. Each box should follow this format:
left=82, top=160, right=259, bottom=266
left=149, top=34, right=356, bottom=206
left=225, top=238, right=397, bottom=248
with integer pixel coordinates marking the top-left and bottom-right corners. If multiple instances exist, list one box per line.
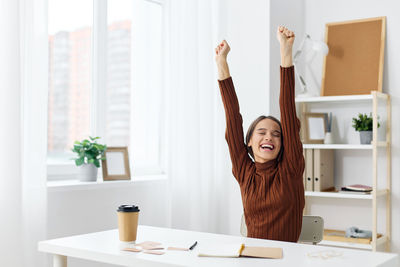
left=260, top=143, right=274, bottom=151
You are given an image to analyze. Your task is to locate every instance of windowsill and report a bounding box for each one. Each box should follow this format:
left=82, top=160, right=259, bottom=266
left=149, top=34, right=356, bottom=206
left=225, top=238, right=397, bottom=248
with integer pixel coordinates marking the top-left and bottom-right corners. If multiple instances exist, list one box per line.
left=47, top=174, right=168, bottom=192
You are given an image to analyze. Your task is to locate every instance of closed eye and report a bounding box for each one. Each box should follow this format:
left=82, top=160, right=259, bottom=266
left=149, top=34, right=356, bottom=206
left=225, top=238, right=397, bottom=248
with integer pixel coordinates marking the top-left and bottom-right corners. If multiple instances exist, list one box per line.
left=272, top=131, right=281, bottom=137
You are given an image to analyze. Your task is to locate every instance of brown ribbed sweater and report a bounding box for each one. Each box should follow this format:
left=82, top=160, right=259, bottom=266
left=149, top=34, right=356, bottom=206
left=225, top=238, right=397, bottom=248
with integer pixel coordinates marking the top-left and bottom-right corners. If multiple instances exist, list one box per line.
left=218, top=66, right=305, bottom=242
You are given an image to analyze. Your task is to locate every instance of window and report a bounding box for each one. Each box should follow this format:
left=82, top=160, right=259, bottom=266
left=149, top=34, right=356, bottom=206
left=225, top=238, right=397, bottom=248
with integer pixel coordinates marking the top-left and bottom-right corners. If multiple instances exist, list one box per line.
left=47, top=0, right=164, bottom=179
left=48, top=0, right=93, bottom=154
left=106, top=0, right=133, bottom=147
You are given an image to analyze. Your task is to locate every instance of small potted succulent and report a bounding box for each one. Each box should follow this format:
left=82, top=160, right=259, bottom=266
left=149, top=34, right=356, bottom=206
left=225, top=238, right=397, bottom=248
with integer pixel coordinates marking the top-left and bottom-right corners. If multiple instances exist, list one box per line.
left=72, top=136, right=107, bottom=181
left=352, top=113, right=380, bottom=144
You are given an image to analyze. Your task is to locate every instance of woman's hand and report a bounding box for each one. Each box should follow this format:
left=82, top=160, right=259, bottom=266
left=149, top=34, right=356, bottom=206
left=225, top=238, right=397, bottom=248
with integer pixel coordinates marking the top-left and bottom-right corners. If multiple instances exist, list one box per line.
left=215, top=40, right=230, bottom=63
left=215, top=40, right=231, bottom=80
left=277, top=26, right=295, bottom=67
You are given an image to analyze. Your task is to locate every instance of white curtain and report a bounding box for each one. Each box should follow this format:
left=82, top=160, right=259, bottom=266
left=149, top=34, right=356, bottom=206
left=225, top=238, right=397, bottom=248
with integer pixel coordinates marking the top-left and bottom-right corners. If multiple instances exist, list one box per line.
left=0, top=0, right=48, bottom=266
left=0, top=1, right=23, bottom=266
left=164, top=0, right=240, bottom=234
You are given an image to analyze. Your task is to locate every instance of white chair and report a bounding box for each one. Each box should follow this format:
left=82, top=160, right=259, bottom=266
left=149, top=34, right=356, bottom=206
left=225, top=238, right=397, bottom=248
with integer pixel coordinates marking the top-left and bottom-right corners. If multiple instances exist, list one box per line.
left=240, top=214, right=324, bottom=244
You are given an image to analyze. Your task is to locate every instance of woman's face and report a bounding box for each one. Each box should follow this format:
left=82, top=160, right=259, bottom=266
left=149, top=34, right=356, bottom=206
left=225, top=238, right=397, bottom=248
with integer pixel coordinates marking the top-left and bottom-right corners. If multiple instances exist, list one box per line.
left=248, top=118, right=282, bottom=163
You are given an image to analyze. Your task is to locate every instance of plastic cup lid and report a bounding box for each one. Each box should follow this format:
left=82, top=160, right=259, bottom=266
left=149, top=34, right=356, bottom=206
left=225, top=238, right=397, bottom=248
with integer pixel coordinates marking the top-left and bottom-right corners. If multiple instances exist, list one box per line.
left=117, top=205, right=140, bottom=212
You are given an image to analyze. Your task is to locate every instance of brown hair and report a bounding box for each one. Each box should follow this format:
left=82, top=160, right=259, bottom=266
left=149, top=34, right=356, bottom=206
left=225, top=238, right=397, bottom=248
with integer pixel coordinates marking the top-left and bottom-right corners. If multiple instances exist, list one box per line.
left=245, top=115, right=284, bottom=162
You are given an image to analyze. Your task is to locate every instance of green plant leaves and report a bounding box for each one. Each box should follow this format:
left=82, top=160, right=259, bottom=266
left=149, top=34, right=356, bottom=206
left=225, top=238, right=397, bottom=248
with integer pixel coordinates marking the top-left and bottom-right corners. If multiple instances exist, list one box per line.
left=71, top=136, right=107, bottom=168
left=352, top=113, right=380, bottom=132
left=75, top=157, right=84, bottom=166
left=93, top=159, right=100, bottom=168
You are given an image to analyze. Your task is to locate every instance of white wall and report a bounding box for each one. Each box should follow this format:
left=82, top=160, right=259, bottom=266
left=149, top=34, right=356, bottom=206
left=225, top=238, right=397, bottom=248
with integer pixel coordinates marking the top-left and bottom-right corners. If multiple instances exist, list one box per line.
left=302, top=0, right=400, bottom=253
left=269, top=0, right=305, bottom=117
left=222, top=0, right=270, bottom=129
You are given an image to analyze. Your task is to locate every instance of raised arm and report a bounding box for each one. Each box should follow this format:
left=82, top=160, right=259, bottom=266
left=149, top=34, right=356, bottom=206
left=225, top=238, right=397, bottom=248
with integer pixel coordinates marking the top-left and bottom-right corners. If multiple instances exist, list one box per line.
left=276, top=27, right=304, bottom=176
left=215, top=41, right=231, bottom=80
left=215, top=40, right=252, bottom=183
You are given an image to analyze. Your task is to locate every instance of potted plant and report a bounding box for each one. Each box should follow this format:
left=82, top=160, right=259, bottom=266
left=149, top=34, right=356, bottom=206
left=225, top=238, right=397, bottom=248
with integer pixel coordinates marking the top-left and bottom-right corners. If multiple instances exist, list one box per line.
left=352, top=113, right=380, bottom=144
left=72, top=136, right=107, bottom=181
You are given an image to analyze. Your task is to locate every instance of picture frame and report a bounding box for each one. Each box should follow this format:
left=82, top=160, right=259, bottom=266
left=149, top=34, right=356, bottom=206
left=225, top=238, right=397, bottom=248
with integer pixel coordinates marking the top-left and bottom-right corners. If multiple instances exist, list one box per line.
left=101, top=147, right=131, bottom=181
left=303, top=113, right=327, bottom=144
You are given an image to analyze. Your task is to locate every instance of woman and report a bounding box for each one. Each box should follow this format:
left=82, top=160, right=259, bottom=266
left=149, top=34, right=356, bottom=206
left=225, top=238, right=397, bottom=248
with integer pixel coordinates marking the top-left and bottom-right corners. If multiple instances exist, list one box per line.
left=215, top=26, right=305, bottom=242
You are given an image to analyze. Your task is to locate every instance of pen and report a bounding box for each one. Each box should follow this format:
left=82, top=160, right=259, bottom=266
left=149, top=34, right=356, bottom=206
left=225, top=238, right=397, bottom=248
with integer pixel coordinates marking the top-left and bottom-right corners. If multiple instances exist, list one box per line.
left=189, top=241, right=198, bottom=250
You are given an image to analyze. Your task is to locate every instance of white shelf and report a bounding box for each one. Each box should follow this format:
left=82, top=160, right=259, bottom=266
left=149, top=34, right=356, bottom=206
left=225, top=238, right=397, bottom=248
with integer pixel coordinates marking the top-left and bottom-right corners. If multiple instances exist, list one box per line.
left=295, top=92, right=388, bottom=103
left=305, top=190, right=389, bottom=200
left=319, top=239, right=372, bottom=250
left=305, top=190, right=388, bottom=199
left=303, top=142, right=387, bottom=149
left=319, top=235, right=388, bottom=251
left=305, top=191, right=372, bottom=199
left=303, top=144, right=373, bottom=149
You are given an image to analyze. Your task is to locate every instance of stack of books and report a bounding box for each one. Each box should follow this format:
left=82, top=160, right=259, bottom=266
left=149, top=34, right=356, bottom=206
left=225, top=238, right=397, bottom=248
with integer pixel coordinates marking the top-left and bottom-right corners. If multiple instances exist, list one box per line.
left=340, top=184, right=372, bottom=194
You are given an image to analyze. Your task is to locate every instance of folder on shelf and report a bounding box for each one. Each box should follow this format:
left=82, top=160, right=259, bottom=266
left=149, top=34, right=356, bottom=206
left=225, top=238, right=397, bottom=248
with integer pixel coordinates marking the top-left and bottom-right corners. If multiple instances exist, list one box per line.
left=313, top=149, right=334, bottom=192
left=303, top=149, right=306, bottom=190
left=305, top=149, right=314, bottom=191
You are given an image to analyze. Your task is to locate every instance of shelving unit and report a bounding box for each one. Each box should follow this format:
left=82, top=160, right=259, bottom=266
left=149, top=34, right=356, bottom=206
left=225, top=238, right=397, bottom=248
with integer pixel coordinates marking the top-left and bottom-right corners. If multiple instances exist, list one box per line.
left=297, top=92, right=391, bottom=252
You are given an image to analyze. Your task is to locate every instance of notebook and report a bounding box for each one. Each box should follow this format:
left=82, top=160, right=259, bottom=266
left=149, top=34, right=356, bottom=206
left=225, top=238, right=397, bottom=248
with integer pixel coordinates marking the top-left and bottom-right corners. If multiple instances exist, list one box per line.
left=198, top=243, right=282, bottom=259
left=198, top=243, right=244, bottom=258
left=341, top=184, right=372, bottom=192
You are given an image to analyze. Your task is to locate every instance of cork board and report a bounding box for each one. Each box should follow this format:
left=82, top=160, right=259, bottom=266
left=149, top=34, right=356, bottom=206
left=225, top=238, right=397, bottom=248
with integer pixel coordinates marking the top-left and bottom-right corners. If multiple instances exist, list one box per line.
left=321, top=17, right=386, bottom=96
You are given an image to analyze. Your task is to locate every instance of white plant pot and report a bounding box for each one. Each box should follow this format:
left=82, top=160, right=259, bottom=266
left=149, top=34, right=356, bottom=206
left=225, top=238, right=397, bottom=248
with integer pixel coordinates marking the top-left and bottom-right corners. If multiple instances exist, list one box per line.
left=78, top=164, right=98, bottom=182
left=324, top=132, right=334, bottom=144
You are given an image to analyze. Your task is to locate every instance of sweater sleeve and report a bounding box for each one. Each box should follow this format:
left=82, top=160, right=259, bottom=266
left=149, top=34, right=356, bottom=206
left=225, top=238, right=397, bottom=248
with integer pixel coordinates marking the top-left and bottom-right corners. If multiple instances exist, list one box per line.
left=279, top=66, right=304, bottom=177
left=218, top=77, right=252, bottom=184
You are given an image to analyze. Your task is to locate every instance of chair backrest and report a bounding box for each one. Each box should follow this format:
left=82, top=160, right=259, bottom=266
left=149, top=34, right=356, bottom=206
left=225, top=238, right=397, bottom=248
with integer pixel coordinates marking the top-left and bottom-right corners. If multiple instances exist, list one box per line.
left=240, top=214, right=324, bottom=244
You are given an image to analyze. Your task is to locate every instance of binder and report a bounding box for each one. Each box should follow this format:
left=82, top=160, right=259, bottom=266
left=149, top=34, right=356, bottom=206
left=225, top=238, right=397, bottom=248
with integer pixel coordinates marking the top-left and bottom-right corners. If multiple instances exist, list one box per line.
left=305, top=149, right=314, bottom=191
left=302, top=149, right=306, bottom=190
left=313, top=149, right=334, bottom=192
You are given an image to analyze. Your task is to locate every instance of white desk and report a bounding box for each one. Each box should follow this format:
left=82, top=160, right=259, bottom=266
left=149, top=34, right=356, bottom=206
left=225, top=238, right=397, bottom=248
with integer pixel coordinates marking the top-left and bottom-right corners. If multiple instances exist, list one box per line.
left=38, top=225, right=399, bottom=267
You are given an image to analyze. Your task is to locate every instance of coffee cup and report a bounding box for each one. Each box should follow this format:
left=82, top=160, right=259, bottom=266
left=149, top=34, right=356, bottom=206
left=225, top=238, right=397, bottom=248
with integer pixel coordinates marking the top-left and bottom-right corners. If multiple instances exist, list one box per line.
left=117, top=205, right=140, bottom=243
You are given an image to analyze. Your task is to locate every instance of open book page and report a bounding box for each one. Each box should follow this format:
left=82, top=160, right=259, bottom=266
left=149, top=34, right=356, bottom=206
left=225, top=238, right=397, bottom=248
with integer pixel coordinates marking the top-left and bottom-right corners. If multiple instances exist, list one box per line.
left=198, top=243, right=244, bottom=258
left=241, top=246, right=283, bottom=259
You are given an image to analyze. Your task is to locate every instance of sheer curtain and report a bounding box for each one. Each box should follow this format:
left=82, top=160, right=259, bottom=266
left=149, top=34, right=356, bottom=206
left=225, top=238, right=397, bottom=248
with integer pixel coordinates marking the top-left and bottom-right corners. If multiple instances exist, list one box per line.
left=0, top=0, right=48, bottom=266
left=0, top=1, right=23, bottom=266
left=164, top=0, right=239, bottom=234
left=20, top=0, right=48, bottom=266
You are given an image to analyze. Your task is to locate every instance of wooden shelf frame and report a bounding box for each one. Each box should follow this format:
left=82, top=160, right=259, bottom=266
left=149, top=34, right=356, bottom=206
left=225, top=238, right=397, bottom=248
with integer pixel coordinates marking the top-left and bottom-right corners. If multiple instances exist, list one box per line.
left=297, top=92, right=392, bottom=252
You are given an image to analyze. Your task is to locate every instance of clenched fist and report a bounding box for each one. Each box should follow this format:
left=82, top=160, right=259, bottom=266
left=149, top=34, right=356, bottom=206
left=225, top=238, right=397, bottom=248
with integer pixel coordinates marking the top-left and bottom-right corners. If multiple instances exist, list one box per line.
left=277, top=26, right=295, bottom=49
left=277, top=26, right=295, bottom=67
left=215, top=40, right=230, bottom=63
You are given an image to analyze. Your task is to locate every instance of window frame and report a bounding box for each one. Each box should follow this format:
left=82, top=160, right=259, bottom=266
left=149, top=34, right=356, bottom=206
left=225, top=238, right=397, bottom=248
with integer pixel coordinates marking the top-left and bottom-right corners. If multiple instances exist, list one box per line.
left=47, top=0, right=165, bottom=180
